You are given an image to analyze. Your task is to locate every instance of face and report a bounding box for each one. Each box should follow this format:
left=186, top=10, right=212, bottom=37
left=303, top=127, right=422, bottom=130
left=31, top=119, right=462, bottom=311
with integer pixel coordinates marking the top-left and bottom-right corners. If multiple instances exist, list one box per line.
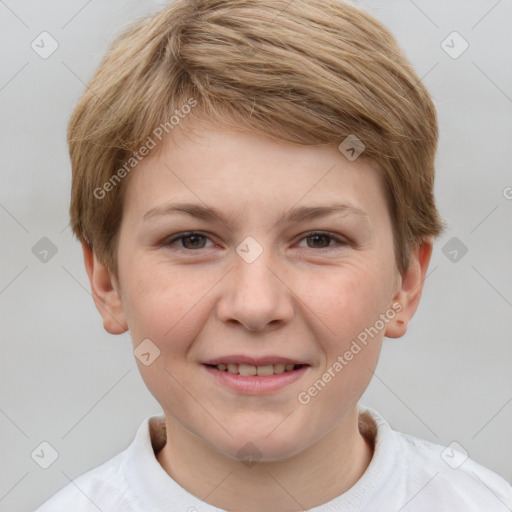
left=94, top=121, right=418, bottom=461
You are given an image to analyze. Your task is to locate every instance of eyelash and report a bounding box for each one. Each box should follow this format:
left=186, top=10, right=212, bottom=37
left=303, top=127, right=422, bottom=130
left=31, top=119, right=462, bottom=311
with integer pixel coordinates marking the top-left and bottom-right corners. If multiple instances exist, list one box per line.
left=162, top=231, right=348, bottom=252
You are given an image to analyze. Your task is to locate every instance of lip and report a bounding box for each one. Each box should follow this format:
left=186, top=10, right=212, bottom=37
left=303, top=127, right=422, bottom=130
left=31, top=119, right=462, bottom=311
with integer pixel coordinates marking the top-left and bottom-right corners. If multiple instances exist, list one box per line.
left=202, top=355, right=309, bottom=366
left=201, top=363, right=310, bottom=394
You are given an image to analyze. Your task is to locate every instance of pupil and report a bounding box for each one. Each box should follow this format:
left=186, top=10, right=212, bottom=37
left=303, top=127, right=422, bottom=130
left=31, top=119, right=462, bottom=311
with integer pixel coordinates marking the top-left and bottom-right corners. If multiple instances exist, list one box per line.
left=185, top=235, right=204, bottom=249
left=310, top=235, right=329, bottom=248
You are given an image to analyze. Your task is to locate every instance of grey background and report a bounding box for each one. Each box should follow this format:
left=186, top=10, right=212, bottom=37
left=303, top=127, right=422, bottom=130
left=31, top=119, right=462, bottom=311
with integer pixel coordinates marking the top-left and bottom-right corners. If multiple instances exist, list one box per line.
left=1, top=0, right=511, bottom=510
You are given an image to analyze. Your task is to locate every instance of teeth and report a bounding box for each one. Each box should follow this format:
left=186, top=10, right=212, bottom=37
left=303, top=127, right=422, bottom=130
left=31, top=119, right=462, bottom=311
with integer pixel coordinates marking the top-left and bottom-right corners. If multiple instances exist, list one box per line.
left=256, top=365, right=273, bottom=376
left=214, top=363, right=300, bottom=375
left=239, top=364, right=257, bottom=376
left=273, top=363, right=286, bottom=374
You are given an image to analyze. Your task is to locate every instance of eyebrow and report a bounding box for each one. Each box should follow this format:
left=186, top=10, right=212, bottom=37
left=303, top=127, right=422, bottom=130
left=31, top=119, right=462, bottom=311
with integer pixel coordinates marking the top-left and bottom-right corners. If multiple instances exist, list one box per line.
left=143, top=202, right=371, bottom=227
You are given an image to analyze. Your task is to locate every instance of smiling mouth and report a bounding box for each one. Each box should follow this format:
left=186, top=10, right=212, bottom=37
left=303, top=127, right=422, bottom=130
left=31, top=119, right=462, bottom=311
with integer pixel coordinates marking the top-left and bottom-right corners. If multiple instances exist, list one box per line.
left=204, top=363, right=307, bottom=376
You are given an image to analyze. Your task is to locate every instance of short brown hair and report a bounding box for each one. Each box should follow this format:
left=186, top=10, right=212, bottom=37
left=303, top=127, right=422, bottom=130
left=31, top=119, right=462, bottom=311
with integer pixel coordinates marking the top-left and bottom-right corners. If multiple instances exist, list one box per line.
left=68, top=0, right=443, bottom=277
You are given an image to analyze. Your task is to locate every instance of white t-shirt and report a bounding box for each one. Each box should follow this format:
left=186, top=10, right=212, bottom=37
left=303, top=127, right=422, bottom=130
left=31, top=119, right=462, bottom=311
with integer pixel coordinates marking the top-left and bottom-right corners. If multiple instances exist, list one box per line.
left=34, top=405, right=512, bottom=512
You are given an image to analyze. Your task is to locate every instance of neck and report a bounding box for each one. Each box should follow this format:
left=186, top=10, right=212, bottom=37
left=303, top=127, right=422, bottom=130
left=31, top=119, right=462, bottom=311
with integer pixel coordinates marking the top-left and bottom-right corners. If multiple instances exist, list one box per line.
left=156, top=407, right=374, bottom=511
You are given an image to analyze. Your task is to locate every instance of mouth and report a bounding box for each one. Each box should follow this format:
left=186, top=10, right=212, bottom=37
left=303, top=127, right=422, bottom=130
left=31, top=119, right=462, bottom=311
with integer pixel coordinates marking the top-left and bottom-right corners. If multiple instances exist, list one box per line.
left=201, top=358, right=310, bottom=394
left=204, top=362, right=307, bottom=376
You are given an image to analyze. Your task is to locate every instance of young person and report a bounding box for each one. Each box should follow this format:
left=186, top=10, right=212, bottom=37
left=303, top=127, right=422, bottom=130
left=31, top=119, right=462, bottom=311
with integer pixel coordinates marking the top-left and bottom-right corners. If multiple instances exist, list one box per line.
left=35, top=1, right=512, bottom=510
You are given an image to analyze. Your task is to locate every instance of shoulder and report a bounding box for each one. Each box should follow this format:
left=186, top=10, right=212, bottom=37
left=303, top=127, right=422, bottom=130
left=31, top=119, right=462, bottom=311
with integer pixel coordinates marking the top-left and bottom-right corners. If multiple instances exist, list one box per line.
left=397, top=429, right=512, bottom=510
left=33, top=416, right=159, bottom=512
left=33, top=451, right=133, bottom=512
left=359, top=406, right=512, bottom=511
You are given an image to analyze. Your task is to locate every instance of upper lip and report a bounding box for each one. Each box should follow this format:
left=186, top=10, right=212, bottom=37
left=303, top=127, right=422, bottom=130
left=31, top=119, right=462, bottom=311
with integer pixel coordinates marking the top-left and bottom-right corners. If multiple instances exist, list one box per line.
left=202, top=355, right=310, bottom=366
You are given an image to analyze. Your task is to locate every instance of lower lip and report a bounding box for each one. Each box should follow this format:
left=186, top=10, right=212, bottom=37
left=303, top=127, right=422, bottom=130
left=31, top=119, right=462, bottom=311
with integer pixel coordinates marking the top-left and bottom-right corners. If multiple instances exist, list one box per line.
left=202, top=365, right=309, bottom=394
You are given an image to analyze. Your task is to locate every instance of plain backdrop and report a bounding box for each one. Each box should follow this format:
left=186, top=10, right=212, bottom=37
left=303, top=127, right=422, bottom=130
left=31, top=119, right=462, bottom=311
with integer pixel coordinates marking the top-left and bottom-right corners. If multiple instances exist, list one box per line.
left=1, top=1, right=511, bottom=510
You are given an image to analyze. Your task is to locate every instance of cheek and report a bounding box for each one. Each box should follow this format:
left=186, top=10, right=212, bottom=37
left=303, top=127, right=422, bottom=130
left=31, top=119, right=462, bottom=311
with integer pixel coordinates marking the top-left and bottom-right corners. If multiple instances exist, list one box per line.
left=120, top=256, right=215, bottom=347
left=302, top=260, right=393, bottom=394
left=298, top=269, right=385, bottom=423
left=121, top=259, right=217, bottom=415
left=308, top=262, right=394, bottom=340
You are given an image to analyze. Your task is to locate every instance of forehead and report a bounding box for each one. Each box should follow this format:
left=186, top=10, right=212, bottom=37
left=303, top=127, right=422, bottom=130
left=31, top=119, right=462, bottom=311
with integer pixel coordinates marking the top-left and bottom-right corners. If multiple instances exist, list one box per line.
left=122, top=121, right=388, bottom=226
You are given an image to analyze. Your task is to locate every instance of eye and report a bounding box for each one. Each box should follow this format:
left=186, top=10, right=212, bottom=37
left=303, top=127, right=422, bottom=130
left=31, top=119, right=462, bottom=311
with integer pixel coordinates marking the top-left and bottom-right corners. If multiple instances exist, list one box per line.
left=297, top=231, right=348, bottom=250
left=162, top=230, right=348, bottom=252
left=163, top=231, right=214, bottom=250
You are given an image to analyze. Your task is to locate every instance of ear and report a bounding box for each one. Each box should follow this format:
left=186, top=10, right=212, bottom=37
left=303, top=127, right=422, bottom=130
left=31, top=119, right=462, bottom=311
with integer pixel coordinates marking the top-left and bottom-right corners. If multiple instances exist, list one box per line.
left=385, top=240, right=433, bottom=338
left=81, top=241, right=128, bottom=335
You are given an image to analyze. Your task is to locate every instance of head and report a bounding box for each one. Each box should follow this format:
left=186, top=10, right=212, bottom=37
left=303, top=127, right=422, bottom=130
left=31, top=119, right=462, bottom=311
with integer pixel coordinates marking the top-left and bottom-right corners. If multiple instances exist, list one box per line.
left=69, top=0, right=443, bottom=461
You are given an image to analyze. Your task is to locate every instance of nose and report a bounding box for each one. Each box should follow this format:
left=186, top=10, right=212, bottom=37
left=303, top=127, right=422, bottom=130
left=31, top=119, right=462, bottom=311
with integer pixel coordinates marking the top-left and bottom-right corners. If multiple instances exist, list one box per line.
left=216, top=250, right=294, bottom=332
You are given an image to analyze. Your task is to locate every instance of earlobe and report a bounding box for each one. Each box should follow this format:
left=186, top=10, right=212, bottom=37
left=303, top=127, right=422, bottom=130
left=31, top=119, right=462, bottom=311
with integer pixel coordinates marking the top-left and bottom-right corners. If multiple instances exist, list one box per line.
left=385, top=241, right=433, bottom=339
left=385, top=312, right=407, bottom=339
left=81, top=241, right=128, bottom=335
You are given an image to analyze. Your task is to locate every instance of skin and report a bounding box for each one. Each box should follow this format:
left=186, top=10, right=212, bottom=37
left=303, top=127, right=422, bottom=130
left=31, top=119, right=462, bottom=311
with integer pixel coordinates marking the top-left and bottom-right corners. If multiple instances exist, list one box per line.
left=83, top=120, right=432, bottom=511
